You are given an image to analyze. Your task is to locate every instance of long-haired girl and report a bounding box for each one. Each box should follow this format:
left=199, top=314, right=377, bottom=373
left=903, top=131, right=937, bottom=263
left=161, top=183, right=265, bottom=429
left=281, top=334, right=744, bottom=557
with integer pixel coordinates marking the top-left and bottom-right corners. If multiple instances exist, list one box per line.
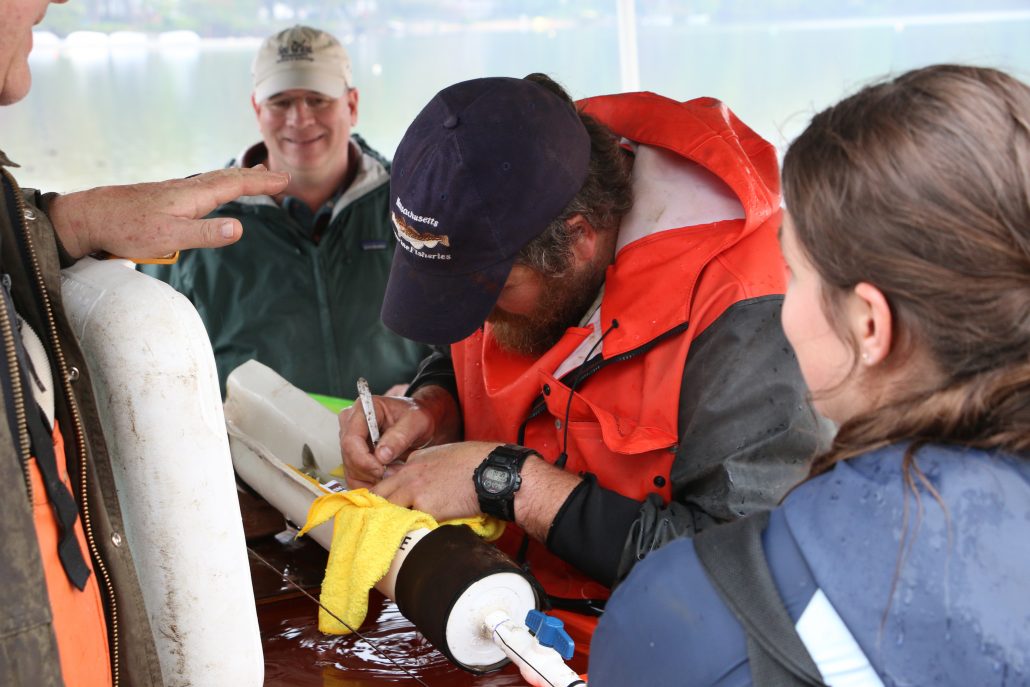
left=589, top=64, right=1030, bottom=686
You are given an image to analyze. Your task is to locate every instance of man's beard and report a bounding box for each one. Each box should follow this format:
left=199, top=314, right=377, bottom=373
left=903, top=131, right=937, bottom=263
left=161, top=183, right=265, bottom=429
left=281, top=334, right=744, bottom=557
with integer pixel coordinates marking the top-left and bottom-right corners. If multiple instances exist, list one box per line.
left=486, top=260, right=606, bottom=357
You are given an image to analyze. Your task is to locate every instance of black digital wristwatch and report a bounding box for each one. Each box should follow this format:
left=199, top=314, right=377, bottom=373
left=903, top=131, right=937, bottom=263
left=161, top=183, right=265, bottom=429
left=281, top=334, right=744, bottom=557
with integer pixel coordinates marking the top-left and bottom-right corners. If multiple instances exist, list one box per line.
left=473, top=444, right=537, bottom=521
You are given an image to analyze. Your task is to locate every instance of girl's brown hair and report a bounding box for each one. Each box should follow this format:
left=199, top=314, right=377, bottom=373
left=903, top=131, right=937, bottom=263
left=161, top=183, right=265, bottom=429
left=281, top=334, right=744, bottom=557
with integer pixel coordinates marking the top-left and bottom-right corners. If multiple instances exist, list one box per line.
left=782, top=64, right=1030, bottom=476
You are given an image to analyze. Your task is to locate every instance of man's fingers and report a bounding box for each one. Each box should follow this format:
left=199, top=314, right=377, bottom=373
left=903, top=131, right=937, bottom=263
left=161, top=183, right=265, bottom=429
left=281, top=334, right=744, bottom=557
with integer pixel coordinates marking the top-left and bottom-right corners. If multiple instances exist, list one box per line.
left=340, top=395, right=433, bottom=483
left=44, top=168, right=289, bottom=260
left=374, top=396, right=435, bottom=463
left=339, top=406, right=373, bottom=456
left=371, top=471, right=414, bottom=508
left=198, top=217, right=242, bottom=247
left=375, top=411, right=430, bottom=464
left=341, top=433, right=376, bottom=462
left=346, top=476, right=376, bottom=491
left=341, top=434, right=384, bottom=483
left=124, top=216, right=240, bottom=259
left=338, top=405, right=365, bottom=435
left=340, top=406, right=386, bottom=485
left=190, top=167, right=289, bottom=212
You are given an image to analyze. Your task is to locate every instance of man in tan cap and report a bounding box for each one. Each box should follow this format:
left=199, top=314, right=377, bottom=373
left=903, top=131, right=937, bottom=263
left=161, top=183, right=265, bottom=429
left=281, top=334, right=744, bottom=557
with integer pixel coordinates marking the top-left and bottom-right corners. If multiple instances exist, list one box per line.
left=147, top=25, right=427, bottom=399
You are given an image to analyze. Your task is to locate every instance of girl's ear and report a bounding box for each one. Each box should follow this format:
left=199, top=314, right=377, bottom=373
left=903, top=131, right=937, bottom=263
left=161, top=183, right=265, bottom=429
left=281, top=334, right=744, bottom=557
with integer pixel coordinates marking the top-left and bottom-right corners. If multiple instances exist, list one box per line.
left=850, top=282, right=893, bottom=366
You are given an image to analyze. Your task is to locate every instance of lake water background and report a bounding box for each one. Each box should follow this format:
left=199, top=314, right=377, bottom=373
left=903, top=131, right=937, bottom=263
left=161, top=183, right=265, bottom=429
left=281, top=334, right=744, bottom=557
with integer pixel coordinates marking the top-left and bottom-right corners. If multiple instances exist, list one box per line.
left=3, top=10, right=1029, bottom=192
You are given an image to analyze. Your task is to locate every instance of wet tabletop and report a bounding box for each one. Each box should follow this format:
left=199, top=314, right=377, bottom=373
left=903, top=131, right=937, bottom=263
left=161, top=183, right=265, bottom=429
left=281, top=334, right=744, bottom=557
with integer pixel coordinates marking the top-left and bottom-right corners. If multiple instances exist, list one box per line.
left=247, top=531, right=588, bottom=686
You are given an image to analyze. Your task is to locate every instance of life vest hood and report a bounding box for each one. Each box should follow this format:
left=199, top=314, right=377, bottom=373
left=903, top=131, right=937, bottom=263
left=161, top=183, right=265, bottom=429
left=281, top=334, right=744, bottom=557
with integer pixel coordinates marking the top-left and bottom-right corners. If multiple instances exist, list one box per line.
left=578, top=92, right=781, bottom=358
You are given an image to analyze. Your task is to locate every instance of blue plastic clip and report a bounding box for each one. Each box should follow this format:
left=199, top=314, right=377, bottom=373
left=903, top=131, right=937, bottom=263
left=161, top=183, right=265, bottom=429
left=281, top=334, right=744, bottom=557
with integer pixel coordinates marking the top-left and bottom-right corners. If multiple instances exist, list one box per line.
left=525, top=609, right=575, bottom=660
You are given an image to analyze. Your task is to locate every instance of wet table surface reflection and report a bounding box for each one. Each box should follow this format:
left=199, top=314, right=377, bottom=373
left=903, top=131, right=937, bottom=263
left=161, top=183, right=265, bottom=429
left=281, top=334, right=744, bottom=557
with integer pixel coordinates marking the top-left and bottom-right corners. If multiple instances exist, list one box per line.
left=247, top=531, right=587, bottom=686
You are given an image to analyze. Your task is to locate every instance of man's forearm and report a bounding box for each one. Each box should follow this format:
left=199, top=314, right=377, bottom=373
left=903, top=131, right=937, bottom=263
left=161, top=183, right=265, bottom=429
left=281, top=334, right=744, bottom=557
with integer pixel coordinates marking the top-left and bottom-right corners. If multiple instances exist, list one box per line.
left=512, top=456, right=583, bottom=541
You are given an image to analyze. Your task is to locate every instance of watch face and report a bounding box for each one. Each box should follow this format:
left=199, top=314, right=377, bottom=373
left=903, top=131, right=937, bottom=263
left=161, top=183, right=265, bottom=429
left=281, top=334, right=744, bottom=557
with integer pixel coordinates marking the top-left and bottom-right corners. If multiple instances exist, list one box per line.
left=480, top=466, right=511, bottom=495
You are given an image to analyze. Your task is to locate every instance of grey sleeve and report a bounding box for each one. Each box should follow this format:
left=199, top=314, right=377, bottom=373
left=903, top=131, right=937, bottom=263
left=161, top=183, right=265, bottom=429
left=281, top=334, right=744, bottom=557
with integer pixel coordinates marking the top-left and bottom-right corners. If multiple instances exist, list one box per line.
left=614, top=295, right=829, bottom=581
left=404, top=345, right=460, bottom=406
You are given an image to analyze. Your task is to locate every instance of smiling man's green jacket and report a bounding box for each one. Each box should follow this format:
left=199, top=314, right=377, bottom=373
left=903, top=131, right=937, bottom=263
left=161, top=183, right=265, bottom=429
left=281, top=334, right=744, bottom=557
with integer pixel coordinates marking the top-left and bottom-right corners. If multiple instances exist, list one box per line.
left=145, top=136, right=428, bottom=398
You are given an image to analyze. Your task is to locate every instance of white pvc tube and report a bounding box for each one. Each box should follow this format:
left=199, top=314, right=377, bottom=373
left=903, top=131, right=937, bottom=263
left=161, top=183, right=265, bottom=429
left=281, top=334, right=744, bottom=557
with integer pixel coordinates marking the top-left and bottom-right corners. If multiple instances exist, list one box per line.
left=484, top=611, right=586, bottom=687
left=375, top=528, right=432, bottom=599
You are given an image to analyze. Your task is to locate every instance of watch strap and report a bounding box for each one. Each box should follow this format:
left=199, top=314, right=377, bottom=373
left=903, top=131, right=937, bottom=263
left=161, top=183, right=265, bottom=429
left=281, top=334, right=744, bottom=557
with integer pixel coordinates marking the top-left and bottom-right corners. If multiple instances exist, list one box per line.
left=475, top=444, right=535, bottom=521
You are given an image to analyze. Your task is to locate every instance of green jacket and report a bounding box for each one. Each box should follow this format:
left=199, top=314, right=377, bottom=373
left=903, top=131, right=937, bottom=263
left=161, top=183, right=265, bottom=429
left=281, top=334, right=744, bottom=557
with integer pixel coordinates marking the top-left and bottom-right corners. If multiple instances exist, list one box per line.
left=0, top=151, right=162, bottom=686
left=145, top=138, right=428, bottom=397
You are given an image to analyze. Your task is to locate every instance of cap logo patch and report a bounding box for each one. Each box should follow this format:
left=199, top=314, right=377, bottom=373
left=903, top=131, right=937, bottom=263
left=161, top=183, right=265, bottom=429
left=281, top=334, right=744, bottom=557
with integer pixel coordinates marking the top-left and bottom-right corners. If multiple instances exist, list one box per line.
left=391, top=213, right=452, bottom=260
left=278, top=39, right=315, bottom=64
left=392, top=197, right=452, bottom=259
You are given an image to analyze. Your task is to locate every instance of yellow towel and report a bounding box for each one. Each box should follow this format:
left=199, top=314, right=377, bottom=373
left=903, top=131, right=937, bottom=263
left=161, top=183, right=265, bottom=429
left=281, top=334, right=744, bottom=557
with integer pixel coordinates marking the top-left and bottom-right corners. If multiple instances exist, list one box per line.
left=297, top=487, right=505, bottom=634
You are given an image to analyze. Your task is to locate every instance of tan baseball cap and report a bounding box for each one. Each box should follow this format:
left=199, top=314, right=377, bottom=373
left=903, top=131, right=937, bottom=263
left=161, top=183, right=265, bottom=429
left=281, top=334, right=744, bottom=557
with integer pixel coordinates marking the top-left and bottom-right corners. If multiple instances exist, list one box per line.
left=251, top=26, right=352, bottom=102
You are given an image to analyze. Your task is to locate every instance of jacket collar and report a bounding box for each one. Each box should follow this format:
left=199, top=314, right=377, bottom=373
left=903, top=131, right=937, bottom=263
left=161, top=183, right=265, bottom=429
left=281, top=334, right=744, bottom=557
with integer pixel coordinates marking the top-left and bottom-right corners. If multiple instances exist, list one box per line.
left=576, top=92, right=781, bottom=359
left=579, top=91, right=780, bottom=237
left=228, top=138, right=389, bottom=217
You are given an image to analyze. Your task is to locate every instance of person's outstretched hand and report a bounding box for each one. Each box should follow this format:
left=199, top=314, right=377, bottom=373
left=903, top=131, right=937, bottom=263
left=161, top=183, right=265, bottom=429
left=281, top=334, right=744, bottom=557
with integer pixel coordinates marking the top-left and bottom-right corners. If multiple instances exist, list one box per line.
left=47, top=166, right=290, bottom=259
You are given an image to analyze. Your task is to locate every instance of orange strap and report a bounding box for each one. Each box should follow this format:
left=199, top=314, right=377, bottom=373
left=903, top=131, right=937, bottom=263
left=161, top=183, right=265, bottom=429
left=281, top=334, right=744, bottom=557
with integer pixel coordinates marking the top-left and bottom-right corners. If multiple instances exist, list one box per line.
left=30, top=421, right=112, bottom=687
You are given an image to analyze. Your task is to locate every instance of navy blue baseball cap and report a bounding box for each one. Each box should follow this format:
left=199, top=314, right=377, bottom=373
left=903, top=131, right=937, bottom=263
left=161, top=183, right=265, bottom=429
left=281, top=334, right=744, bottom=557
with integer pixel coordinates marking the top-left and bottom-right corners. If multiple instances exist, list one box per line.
left=382, top=76, right=591, bottom=345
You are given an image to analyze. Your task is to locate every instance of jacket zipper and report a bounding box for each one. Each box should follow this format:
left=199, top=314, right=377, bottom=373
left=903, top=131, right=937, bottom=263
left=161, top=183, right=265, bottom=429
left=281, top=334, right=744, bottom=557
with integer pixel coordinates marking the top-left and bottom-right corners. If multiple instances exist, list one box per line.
left=6, top=171, right=122, bottom=687
left=0, top=263, right=32, bottom=498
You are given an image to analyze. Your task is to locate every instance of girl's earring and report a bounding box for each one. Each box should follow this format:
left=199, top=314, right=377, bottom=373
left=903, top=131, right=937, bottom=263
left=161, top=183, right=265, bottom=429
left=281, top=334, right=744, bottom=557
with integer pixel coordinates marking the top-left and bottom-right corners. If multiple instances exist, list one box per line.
left=861, top=351, right=870, bottom=363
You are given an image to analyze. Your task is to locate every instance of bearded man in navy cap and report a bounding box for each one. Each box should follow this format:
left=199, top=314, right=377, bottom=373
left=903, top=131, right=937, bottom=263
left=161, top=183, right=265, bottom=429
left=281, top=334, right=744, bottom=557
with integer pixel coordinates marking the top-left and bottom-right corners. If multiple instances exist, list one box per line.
left=340, top=73, right=825, bottom=647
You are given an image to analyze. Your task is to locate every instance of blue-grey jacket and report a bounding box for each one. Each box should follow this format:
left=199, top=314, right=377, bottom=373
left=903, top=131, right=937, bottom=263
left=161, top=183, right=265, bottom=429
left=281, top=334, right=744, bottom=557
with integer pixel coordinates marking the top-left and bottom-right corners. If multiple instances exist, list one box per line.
left=590, top=444, right=1030, bottom=686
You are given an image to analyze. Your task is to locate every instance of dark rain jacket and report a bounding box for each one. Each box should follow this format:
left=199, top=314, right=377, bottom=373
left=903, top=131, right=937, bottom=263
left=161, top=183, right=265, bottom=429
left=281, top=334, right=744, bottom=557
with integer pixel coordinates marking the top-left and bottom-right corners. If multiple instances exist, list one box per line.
left=0, top=151, right=162, bottom=686
left=145, top=137, right=428, bottom=397
left=408, top=93, right=826, bottom=645
left=590, top=444, right=1030, bottom=686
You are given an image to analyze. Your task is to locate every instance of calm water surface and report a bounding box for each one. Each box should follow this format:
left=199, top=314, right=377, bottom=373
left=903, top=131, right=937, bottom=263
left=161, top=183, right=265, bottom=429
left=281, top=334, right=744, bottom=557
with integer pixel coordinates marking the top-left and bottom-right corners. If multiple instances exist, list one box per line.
left=2, top=18, right=1029, bottom=191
